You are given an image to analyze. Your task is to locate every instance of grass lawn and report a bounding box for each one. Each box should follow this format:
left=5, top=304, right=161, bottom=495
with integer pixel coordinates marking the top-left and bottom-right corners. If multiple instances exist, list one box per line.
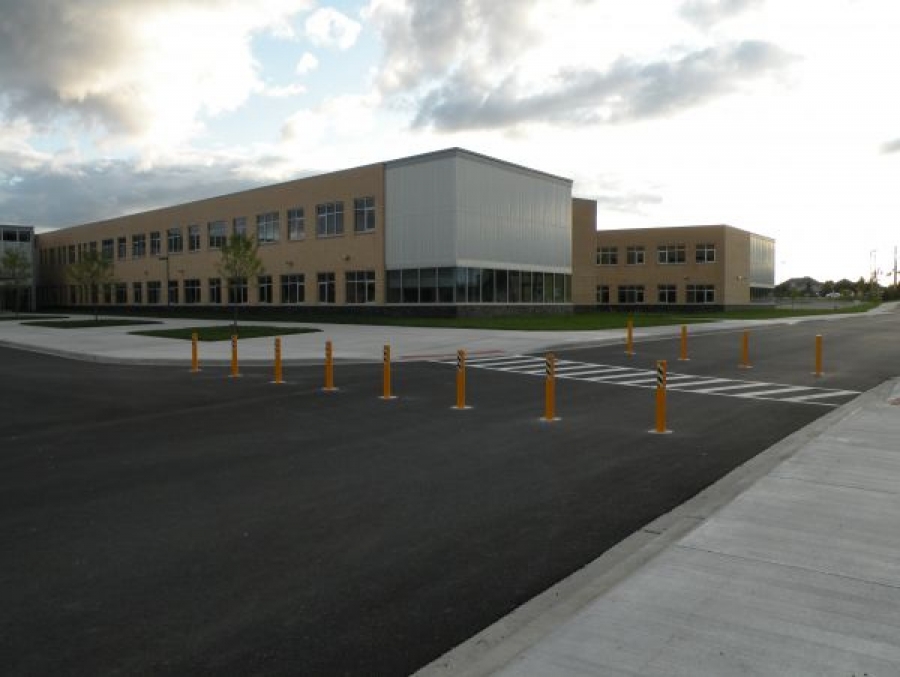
left=131, top=325, right=321, bottom=341
left=24, top=319, right=162, bottom=328
left=0, top=315, right=68, bottom=321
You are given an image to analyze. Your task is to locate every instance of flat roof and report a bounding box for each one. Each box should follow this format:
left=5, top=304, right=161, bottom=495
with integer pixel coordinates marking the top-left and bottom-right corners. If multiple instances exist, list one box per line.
left=384, top=147, right=573, bottom=185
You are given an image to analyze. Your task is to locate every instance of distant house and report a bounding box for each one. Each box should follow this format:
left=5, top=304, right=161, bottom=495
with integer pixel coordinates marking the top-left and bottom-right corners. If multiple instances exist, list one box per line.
left=779, top=276, right=822, bottom=296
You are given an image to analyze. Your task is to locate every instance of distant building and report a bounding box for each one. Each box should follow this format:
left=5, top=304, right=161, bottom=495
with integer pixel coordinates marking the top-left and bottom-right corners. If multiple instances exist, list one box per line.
left=1, top=224, right=36, bottom=312
left=32, top=148, right=774, bottom=313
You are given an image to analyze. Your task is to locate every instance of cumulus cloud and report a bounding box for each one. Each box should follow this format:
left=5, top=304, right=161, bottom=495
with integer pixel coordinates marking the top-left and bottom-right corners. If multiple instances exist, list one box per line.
left=0, top=156, right=271, bottom=227
left=413, top=41, right=796, bottom=131
left=304, top=7, right=362, bottom=50
left=881, top=138, right=900, bottom=154
left=679, top=0, right=764, bottom=28
left=0, top=0, right=313, bottom=149
left=260, top=83, right=308, bottom=98
left=296, top=52, right=320, bottom=74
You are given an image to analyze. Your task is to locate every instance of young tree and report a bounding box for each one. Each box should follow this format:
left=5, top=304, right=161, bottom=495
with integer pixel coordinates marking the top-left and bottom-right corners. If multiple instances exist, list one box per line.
left=68, top=250, right=116, bottom=321
left=1, top=248, right=32, bottom=318
left=216, top=233, right=264, bottom=332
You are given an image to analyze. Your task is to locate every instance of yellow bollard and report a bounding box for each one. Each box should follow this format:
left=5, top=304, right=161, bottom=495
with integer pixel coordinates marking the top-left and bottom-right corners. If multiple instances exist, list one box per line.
left=625, top=319, right=634, bottom=357
left=814, top=334, right=823, bottom=377
left=542, top=353, right=558, bottom=421
left=273, top=337, right=283, bottom=384
left=323, top=340, right=336, bottom=391
left=652, top=360, right=671, bottom=434
left=230, top=335, right=240, bottom=378
left=380, top=344, right=396, bottom=400
left=738, top=330, right=752, bottom=369
left=191, top=331, right=200, bottom=373
left=679, top=325, right=689, bottom=361
left=454, top=349, right=468, bottom=409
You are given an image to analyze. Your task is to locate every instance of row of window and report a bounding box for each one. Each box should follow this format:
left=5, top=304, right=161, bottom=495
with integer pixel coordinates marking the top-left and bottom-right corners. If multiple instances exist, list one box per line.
left=39, top=198, right=377, bottom=266
left=596, top=284, right=716, bottom=304
left=596, top=244, right=716, bottom=266
left=386, top=267, right=572, bottom=304
left=61, top=271, right=377, bottom=306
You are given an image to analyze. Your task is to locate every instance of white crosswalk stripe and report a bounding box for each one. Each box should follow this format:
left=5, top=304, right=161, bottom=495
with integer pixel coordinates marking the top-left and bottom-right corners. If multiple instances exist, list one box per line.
left=440, top=355, right=860, bottom=407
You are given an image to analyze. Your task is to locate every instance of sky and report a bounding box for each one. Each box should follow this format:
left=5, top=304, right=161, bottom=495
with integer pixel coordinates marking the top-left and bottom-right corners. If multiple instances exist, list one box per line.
left=0, top=0, right=898, bottom=284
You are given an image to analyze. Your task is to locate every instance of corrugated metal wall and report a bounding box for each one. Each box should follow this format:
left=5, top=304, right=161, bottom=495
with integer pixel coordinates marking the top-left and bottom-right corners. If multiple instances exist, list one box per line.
left=385, top=151, right=572, bottom=272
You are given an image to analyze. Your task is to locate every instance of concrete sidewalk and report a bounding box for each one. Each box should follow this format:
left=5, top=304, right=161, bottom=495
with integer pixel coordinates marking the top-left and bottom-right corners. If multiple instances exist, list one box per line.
left=416, top=378, right=900, bottom=676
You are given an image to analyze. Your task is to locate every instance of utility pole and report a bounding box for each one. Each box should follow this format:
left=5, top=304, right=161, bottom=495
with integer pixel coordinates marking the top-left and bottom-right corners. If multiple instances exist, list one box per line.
left=894, top=246, right=897, bottom=287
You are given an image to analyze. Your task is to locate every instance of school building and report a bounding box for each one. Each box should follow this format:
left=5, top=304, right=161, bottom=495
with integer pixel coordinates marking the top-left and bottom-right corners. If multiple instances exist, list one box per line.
left=33, top=148, right=775, bottom=313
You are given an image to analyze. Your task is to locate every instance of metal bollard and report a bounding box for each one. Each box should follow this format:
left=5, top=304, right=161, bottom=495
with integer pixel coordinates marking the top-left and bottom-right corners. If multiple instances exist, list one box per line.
left=380, top=344, right=397, bottom=400
left=814, top=334, right=823, bottom=377
left=230, top=335, right=240, bottom=378
left=273, top=337, right=283, bottom=384
left=323, top=340, right=336, bottom=391
left=652, top=360, right=671, bottom=434
left=191, top=331, right=200, bottom=373
left=542, top=353, right=558, bottom=421
left=738, top=330, right=752, bottom=369
left=454, top=349, right=467, bottom=409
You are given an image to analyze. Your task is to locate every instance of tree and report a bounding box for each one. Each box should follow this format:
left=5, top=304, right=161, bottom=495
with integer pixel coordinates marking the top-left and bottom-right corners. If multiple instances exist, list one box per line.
left=68, top=250, right=115, bottom=321
left=1, top=248, right=32, bottom=318
left=216, top=233, right=264, bottom=332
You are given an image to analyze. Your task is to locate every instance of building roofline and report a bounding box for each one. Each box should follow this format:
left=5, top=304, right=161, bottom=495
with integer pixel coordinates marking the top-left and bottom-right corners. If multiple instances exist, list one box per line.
left=384, top=147, right=573, bottom=185
left=597, top=224, right=774, bottom=241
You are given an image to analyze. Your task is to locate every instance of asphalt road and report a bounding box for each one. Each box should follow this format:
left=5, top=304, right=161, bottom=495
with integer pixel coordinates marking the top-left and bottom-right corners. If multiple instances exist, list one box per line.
left=2, top=310, right=897, bottom=676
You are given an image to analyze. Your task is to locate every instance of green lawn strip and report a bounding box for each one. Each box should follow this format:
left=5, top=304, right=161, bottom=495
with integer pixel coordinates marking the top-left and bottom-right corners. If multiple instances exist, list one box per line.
left=23, top=319, right=162, bottom=328
left=0, top=315, right=68, bottom=321
left=131, top=325, right=321, bottom=341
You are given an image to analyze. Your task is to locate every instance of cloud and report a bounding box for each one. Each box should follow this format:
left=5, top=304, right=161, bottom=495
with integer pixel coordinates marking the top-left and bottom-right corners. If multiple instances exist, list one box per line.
left=413, top=41, right=796, bottom=131
left=881, top=138, right=900, bottom=154
left=679, top=0, right=764, bottom=28
left=304, top=7, right=361, bottom=50
left=0, top=0, right=313, bottom=149
left=260, top=83, right=308, bottom=98
left=296, top=52, right=320, bottom=75
left=0, top=156, right=271, bottom=227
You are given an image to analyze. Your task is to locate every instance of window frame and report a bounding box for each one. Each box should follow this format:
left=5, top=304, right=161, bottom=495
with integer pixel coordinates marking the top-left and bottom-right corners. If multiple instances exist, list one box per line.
left=353, top=197, right=375, bottom=233
left=596, top=246, right=618, bottom=265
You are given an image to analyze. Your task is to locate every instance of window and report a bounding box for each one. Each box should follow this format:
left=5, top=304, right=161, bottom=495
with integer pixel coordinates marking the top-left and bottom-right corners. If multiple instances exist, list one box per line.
left=147, top=281, right=161, bottom=304
left=256, top=212, right=279, bottom=244
left=233, top=217, right=247, bottom=238
left=316, top=202, right=344, bottom=237
left=132, top=234, right=146, bottom=258
left=115, top=283, right=127, bottom=304
left=168, top=280, right=179, bottom=305
left=696, top=243, right=716, bottom=263
left=188, top=225, right=201, bottom=252
left=117, top=237, right=127, bottom=259
left=617, top=285, right=645, bottom=303
left=686, top=284, right=715, bottom=304
left=287, top=208, right=305, bottom=240
left=133, top=282, right=143, bottom=304
left=228, top=277, right=248, bottom=304
left=208, top=278, right=222, bottom=304
left=597, top=285, right=610, bottom=304
left=281, top=274, right=304, bottom=303
left=257, top=275, right=273, bottom=303
left=101, top=239, right=114, bottom=260
left=185, top=279, right=201, bottom=304
left=657, top=244, right=686, bottom=264
left=208, top=220, right=227, bottom=249
left=167, top=227, right=183, bottom=253
left=354, top=197, right=375, bottom=233
left=317, top=272, right=336, bottom=303
left=345, top=270, right=375, bottom=303
left=150, top=231, right=161, bottom=255
left=597, top=246, right=618, bottom=265
left=626, top=246, right=645, bottom=265
left=658, top=284, right=677, bottom=304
